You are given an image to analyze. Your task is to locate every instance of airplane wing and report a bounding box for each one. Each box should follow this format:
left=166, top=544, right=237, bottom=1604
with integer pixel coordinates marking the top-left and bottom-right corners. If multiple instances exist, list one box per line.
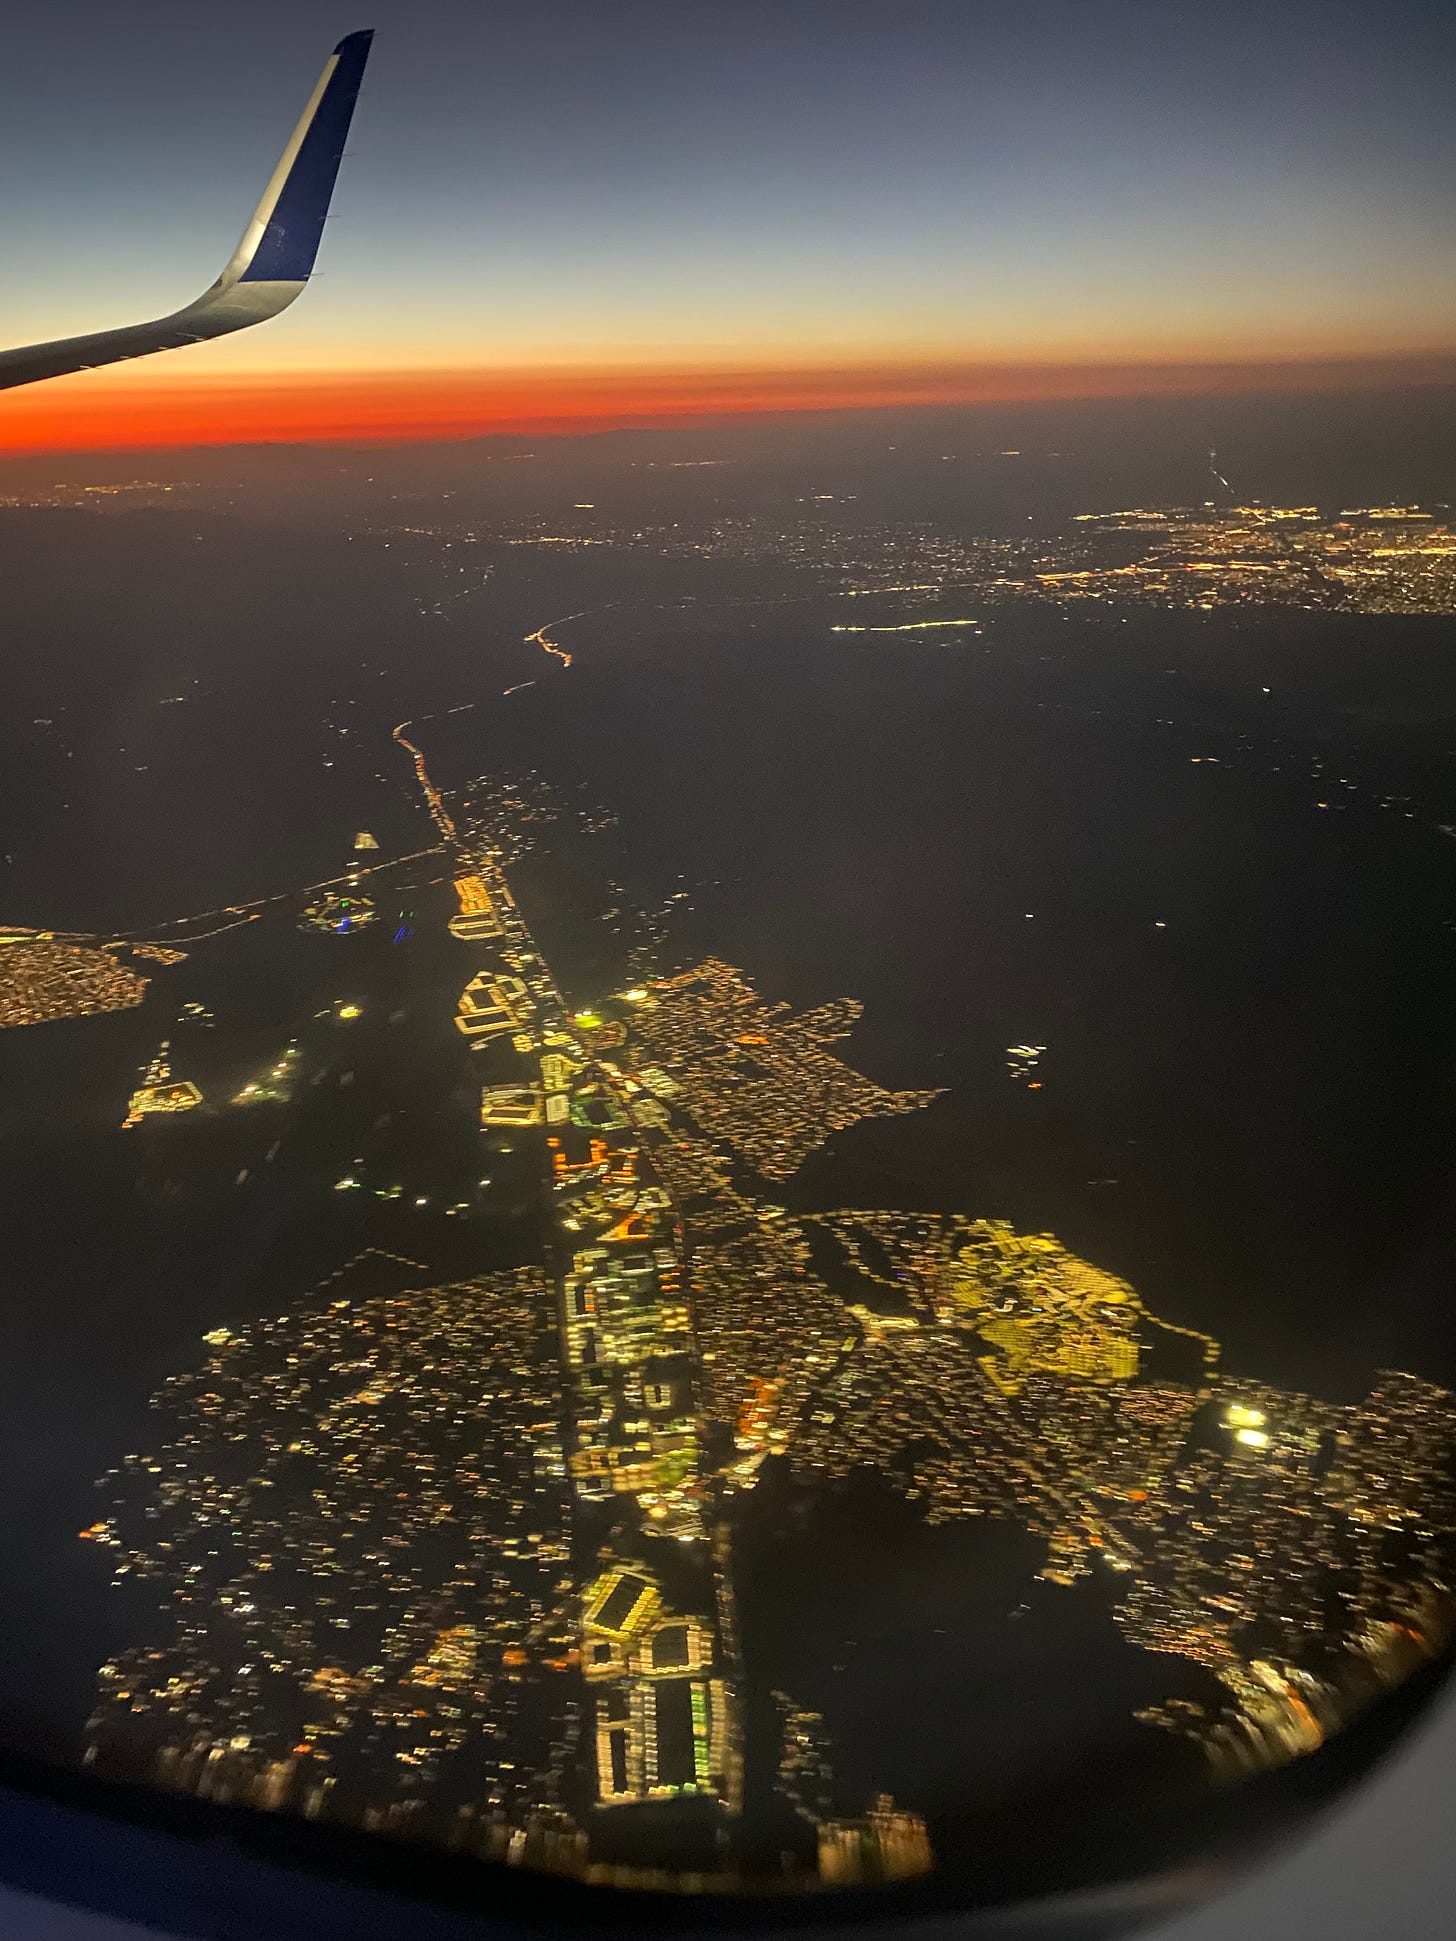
left=0, top=29, right=373, bottom=393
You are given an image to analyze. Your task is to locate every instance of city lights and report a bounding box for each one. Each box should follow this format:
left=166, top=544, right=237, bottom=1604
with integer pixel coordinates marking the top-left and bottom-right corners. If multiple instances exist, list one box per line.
left=0, top=935, right=149, bottom=1030
left=65, top=609, right=1456, bottom=1889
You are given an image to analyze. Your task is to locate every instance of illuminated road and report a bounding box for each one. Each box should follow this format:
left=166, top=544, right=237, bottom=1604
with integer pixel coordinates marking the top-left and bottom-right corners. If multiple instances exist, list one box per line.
left=391, top=721, right=459, bottom=842
left=392, top=713, right=746, bottom=1837
left=34, top=847, right=446, bottom=952
left=829, top=616, right=981, bottom=634
left=523, top=612, right=583, bottom=668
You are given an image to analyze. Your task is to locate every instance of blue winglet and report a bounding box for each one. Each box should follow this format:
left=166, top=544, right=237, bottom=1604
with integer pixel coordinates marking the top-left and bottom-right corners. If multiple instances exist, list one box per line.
left=0, top=31, right=376, bottom=392
left=238, top=29, right=374, bottom=283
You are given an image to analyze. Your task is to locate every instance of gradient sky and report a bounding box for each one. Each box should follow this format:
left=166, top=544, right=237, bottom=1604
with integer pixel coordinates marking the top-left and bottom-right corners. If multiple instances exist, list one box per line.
left=3, top=0, right=1456, bottom=449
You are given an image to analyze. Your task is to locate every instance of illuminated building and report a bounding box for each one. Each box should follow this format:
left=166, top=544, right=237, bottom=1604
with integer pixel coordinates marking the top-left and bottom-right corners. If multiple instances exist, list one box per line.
left=124, top=1079, right=202, bottom=1123
left=481, top=1084, right=544, bottom=1127
left=123, top=1042, right=203, bottom=1127
left=817, top=1797, right=933, bottom=1885
left=449, top=874, right=505, bottom=941
left=541, top=1050, right=580, bottom=1092
left=455, top=971, right=535, bottom=1040
left=298, top=889, right=376, bottom=934
left=937, top=1222, right=1151, bottom=1391
left=0, top=936, right=148, bottom=1030
left=584, top=1561, right=734, bottom=1809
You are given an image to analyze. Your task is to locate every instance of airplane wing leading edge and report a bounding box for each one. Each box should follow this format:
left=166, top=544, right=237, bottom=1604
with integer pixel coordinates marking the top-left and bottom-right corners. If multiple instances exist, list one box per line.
left=0, top=29, right=373, bottom=394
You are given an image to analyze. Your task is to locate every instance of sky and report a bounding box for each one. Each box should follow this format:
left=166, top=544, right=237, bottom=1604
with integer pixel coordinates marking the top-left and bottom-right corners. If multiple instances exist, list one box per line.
left=2, top=0, right=1456, bottom=451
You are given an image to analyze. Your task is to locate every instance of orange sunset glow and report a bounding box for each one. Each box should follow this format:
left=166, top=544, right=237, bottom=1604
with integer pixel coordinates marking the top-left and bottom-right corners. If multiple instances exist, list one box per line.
left=7, top=352, right=1456, bottom=455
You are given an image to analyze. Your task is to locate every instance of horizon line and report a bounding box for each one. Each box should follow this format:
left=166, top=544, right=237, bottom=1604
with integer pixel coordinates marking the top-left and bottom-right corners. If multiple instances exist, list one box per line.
left=3, top=347, right=1456, bottom=457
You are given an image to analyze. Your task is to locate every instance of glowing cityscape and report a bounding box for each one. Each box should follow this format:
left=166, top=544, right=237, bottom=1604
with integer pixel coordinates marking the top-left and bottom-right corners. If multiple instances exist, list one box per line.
left=43, top=700, right=1453, bottom=1892
left=370, top=501, right=1456, bottom=620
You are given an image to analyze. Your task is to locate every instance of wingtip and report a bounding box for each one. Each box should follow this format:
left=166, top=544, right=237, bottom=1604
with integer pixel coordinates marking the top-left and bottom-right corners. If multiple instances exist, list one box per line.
left=230, top=28, right=375, bottom=287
